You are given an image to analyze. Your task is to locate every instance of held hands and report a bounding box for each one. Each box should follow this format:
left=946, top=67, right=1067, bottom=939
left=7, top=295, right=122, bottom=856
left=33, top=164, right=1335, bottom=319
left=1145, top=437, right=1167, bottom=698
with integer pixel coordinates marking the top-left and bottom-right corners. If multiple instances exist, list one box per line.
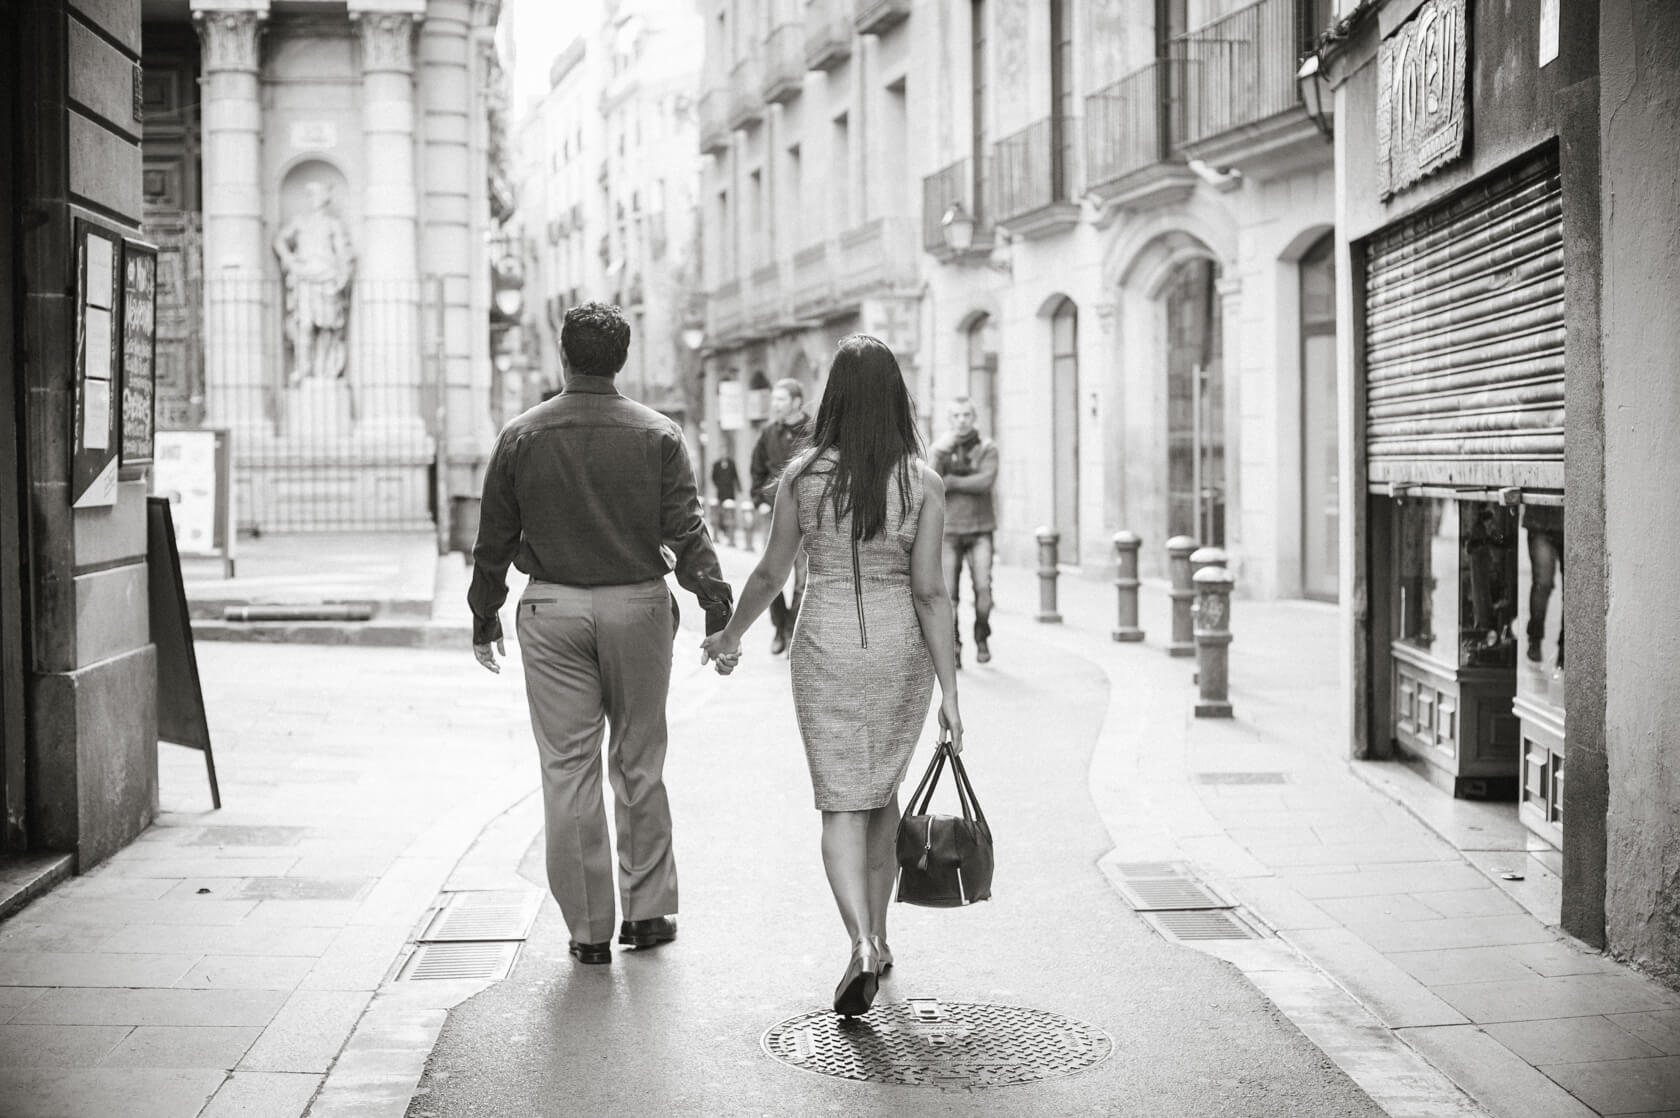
left=473, top=638, right=506, bottom=674
left=700, top=630, right=742, bottom=676
left=938, top=692, right=964, bottom=753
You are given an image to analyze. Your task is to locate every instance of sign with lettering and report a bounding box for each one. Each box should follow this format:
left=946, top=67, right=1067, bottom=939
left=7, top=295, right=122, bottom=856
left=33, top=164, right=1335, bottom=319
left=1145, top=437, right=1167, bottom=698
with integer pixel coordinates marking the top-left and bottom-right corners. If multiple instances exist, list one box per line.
left=289, top=120, right=338, bottom=150
left=1377, top=0, right=1468, bottom=199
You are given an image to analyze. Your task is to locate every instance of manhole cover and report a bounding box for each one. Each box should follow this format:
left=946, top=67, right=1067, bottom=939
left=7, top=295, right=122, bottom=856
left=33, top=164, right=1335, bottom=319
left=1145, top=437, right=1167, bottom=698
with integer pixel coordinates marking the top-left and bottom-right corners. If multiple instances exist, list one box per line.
left=762, top=999, right=1113, bottom=1089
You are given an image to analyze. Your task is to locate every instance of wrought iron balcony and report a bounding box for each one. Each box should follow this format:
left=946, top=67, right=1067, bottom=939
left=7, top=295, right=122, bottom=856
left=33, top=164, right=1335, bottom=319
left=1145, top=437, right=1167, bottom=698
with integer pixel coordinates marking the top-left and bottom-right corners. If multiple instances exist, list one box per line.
left=921, top=157, right=994, bottom=262
left=991, top=115, right=1081, bottom=237
left=709, top=277, right=744, bottom=340
left=745, top=261, right=790, bottom=335
left=728, top=55, right=765, bottom=130
left=1083, top=60, right=1197, bottom=210
left=855, top=0, right=910, bottom=36
left=804, top=0, right=853, bottom=72
left=698, top=86, right=731, bottom=154
left=1169, top=0, right=1325, bottom=174
left=839, top=216, right=919, bottom=298
left=762, top=24, right=805, bottom=104
left=791, top=241, right=837, bottom=320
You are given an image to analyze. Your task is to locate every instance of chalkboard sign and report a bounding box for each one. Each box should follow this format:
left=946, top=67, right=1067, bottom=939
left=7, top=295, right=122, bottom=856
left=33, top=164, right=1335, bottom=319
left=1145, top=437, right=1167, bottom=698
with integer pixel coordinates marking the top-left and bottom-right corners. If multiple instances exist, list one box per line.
left=72, top=220, right=124, bottom=508
left=147, top=496, right=220, bottom=809
left=121, top=242, right=157, bottom=466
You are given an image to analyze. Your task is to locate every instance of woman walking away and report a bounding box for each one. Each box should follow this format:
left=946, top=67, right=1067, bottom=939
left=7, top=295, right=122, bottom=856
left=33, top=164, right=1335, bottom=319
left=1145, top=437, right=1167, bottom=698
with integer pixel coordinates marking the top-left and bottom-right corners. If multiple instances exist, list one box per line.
left=701, top=334, right=963, bottom=1018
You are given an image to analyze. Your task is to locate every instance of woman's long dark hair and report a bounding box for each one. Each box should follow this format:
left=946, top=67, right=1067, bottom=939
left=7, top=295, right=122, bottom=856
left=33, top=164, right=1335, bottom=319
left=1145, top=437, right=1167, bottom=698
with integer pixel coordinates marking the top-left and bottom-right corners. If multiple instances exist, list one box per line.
left=794, top=334, right=923, bottom=541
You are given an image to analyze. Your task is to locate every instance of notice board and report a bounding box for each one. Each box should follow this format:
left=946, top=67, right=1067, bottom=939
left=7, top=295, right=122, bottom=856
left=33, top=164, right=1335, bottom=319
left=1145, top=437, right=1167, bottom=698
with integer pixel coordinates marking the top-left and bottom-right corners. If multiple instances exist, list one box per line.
left=72, top=220, right=124, bottom=507
left=146, top=496, right=220, bottom=808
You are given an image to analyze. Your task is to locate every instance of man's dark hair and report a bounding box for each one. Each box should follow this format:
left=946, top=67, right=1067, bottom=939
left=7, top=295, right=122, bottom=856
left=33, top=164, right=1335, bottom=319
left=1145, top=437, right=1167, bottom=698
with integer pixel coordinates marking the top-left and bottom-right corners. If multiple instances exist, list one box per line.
left=561, top=302, right=631, bottom=377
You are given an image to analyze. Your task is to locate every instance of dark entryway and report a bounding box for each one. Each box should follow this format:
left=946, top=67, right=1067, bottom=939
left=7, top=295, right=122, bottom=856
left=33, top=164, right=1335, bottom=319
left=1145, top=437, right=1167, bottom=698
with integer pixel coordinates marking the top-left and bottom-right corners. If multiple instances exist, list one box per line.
left=1164, top=257, right=1224, bottom=547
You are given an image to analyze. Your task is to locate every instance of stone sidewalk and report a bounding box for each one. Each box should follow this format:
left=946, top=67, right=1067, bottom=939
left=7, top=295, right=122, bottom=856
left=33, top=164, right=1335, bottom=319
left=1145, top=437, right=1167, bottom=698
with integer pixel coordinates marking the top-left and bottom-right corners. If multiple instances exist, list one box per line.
left=0, top=540, right=1675, bottom=1116
left=992, top=556, right=1680, bottom=1118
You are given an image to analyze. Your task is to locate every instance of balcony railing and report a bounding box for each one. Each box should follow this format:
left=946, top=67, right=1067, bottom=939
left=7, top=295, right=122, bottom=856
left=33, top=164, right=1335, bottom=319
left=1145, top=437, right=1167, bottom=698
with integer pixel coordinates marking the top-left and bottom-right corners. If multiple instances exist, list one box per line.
left=855, top=0, right=910, bottom=36
left=791, top=241, right=836, bottom=319
left=762, top=24, right=806, bottom=104
left=1084, top=60, right=1182, bottom=191
left=746, top=261, right=787, bottom=333
left=728, top=55, right=764, bottom=130
left=839, top=216, right=919, bottom=297
left=709, top=277, right=743, bottom=339
left=804, top=0, right=854, bottom=72
left=1170, top=0, right=1306, bottom=146
left=698, top=86, right=731, bottom=154
left=921, top=156, right=994, bottom=256
left=992, top=115, right=1079, bottom=225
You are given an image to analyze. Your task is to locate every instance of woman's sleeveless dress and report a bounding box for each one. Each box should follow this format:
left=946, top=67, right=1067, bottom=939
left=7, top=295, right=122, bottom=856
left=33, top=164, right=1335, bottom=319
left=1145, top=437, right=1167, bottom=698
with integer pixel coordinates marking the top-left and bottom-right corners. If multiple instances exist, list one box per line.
left=787, top=451, right=935, bottom=811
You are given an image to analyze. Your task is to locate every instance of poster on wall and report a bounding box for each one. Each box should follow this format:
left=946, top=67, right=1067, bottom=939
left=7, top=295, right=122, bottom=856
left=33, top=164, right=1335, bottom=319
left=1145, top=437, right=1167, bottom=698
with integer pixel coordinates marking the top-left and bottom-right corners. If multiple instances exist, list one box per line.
left=72, top=220, right=125, bottom=508
left=121, top=242, right=158, bottom=466
left=151, top=429, right=220, bottom=554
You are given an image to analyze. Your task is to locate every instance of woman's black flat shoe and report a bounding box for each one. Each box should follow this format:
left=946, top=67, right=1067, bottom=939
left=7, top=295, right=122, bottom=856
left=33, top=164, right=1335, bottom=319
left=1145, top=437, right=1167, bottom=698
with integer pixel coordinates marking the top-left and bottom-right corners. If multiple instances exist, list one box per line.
left=833, top=941, right=880, bottom=1017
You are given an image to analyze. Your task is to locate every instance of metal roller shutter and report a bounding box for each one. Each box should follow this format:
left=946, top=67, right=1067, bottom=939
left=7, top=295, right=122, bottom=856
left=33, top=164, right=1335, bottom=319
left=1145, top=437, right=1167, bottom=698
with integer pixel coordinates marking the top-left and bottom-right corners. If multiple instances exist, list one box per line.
left=1365, top=150, right=1565, bottom=489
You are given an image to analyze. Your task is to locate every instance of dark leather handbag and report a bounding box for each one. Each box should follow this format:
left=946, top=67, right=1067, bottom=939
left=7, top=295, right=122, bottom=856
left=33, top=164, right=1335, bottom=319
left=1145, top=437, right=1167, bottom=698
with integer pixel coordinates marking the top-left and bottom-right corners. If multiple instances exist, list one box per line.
left=895, top=734, right=993, bottom=907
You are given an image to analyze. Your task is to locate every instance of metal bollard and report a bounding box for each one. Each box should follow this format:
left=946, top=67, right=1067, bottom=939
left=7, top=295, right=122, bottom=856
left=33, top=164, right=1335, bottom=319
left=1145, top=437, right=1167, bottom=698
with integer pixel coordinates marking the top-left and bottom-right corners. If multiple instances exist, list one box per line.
left=1111, top=530, right=1144, bottom=642
left=1193, top=565, right=1235, bottom=718
left=1036, top=527, right=1063, bottom=623
left=1189, top=545, right=1229, bottom=582
left=1166, top=536, right=1199, bottom=657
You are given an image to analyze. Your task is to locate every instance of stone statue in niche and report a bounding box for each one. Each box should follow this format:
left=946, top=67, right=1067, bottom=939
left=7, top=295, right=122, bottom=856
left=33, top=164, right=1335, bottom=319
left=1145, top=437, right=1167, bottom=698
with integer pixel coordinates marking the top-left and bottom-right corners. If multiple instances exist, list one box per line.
left=274, top=182, right=356, bottom=384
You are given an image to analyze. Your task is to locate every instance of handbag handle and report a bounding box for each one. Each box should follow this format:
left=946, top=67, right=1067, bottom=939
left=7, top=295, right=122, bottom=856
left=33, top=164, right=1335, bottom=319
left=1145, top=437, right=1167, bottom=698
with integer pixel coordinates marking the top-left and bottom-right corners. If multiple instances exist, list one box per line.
left=906, top=732, right=986, bottom=832
left=905, top=737, right=951, bottom=816
left=944, top=740, right=989, bottom=833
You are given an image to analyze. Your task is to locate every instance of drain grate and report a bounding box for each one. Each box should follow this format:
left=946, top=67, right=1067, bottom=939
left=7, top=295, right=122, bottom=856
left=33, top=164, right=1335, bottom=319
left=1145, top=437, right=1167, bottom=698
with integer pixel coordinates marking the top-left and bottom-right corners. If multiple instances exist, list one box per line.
left=1109, top=861, right=1183, bottom=878
left=1195, top=771, right=1288, bottom=785
left=1112, top=877, right=1232, bottom=912
left=762, top=999, right=1112, bottom=1089
left=399, top=941, right=521, bottom=982
left=1142, top=910, right=1258, bottom=941
left=418, top=890, right=542, bottom=943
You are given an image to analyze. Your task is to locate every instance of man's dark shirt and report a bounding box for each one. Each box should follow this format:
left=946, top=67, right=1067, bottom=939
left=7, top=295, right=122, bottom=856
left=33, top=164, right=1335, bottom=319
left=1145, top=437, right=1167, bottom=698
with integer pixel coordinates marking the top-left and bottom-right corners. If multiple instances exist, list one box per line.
left=750, top=412, right=811, bottom=507
left=711, top=457, right=741, bottom=501
left=467, top=375, right=733, bottom=645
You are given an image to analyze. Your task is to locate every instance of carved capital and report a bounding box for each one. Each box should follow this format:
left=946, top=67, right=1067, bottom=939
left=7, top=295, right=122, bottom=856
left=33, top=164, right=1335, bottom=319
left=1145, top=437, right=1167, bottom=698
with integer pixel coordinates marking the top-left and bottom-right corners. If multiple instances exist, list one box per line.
left=354, top=13, right=417, bottom=74
left=193, top=10, right=265, bottom=74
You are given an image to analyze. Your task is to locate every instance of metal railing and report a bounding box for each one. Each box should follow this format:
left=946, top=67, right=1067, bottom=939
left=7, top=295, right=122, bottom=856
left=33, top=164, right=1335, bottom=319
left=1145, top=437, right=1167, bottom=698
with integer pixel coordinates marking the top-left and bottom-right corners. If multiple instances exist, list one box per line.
left=1084, top=60, right=1182, bottom=190
left=699, top=86, right=731, bottom=153
left=921, top=156, right=994, bottom=252
left=992, top=115, right=1079, bottom=224
left=839, top=216, right=919, bottom=296
left=1171, top=0, right=1305, bottom=145
left=791, top=241, right=836, bottom=319
left=728, top=55, right=764, bottom=130
left=198, top=275, right=440, bottom=532
left=762, top=24, right=805, bottom=104
left=709, top=277, right=743, bottom=339
left=746, top=260, right=787, bottom=333
left=804, top=0, right=854, bottom=71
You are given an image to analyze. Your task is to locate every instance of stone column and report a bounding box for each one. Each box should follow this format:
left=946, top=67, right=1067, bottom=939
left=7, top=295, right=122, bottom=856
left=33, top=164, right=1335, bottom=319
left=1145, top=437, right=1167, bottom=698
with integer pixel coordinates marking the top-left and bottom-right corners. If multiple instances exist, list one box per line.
left=192, top=2, right=268, bottom=432
left=350, top=5, right=426, bottom=446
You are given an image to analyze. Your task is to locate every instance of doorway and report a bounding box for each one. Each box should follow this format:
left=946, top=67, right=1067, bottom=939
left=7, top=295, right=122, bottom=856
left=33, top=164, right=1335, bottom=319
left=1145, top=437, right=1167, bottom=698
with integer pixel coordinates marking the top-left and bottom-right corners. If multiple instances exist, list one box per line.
left=1164, top=258, right=1224, bottom=546
left=1050, top=298, right=1079, bottom=559
left=1300, top=233, right=1338, bottom=599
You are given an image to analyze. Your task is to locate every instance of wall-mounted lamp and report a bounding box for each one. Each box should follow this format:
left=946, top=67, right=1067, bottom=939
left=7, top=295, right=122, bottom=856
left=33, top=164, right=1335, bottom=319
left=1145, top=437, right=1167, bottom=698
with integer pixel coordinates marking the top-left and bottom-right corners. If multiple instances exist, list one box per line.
left=1296, top=53, right=1334, bottom=140
left=941, top=202, right=1012, bottom=274
left=681, top=321, right=706, bottom=351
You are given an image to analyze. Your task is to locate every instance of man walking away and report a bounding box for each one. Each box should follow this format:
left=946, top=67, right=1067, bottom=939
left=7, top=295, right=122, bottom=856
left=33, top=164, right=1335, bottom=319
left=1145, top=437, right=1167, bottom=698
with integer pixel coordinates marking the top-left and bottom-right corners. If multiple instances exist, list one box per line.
left=931, top=397, right=999, bottom=666
left=469, top=302, right=734, bottom=966
left=750, top=377, right=812, bottom=654
left=711, top=453, right=742, bottom=547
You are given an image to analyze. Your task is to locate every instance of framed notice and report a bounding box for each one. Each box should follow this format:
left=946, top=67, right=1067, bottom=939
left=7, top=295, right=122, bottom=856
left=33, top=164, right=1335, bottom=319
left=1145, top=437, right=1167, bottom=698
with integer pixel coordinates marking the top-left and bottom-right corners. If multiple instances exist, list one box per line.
left=121, top=241, right=158, bottom=466
left=152, top=428, right=235, bottom=577
left=72, top=220, right=124, bottom=507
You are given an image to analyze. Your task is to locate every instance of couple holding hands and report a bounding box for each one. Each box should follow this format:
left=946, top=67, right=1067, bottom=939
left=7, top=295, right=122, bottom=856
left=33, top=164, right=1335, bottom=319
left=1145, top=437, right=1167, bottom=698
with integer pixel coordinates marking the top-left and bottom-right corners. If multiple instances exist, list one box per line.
left=469, top=303, right=961, bottom=1017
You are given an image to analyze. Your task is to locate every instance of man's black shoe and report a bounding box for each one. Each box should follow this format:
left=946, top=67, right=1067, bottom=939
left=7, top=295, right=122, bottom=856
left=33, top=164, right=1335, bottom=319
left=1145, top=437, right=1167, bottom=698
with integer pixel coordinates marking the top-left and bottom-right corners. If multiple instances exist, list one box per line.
left=569, top=939, right=611, bottom=965
left=770, top=632, right=788, bottom=655
left=976, top=640, right=991, bottom=664
left=618, top=916, right=678, bottom=948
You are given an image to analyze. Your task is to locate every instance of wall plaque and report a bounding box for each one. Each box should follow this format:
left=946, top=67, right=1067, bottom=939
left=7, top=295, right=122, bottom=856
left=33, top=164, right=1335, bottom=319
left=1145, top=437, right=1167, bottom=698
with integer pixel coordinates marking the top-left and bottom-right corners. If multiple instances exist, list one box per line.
left=290, top=120, right=338, bottom=150
left=1377, top=0, right=1468, bottom=200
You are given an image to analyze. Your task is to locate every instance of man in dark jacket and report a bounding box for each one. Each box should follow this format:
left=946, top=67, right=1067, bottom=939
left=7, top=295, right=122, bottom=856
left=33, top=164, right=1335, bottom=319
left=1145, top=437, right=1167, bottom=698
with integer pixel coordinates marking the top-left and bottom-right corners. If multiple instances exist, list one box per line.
left=710, top=454, right=742, bottom=546
left=749, top=377, right=811, bottom=653
left=469, top=303, right=734, bottom=966
left=931, top=396, right=999, bottom=666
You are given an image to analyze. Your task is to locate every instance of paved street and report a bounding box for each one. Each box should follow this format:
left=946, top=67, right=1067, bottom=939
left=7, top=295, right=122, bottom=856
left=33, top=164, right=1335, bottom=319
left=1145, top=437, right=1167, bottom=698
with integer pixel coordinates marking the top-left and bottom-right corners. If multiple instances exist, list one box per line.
left=1, top=541, right=1677, bottom=1116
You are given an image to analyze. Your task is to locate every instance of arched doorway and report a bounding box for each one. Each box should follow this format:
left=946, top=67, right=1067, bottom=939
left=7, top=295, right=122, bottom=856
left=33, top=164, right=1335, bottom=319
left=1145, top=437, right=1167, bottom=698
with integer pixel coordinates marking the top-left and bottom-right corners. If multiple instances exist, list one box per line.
left=1164, top=258, right=1223, bottom=547
left=1299, top=232, right=1338, bottom=600
left=963, top=314, right=998, bottom=440
left=1049, top=297, right=1080, bottom=557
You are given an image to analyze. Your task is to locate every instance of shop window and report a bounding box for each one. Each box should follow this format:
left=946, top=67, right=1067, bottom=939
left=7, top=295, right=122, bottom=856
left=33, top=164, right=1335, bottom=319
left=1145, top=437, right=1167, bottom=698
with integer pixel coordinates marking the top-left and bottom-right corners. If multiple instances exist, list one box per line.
left=1395, top=497, right=1519, bottom=671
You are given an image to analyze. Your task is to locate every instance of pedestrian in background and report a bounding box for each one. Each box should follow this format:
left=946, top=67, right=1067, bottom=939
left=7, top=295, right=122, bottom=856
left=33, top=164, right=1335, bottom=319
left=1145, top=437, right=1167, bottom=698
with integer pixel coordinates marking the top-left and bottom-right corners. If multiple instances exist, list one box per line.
left=468, top=302, right=735, bottom=967
left=931, top=397, right=999, bottom=666
left=702, top=334, right=963, bottom=1018
left=710, top=453, right=742, bottom=547
left=750, top=377, right=813, bottom=654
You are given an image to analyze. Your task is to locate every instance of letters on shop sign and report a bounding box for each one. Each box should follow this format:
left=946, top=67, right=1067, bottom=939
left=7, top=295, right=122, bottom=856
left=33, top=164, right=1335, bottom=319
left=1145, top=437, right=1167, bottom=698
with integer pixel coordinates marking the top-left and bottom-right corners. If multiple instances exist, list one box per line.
left=1377, top=0, right=1468, bottom=199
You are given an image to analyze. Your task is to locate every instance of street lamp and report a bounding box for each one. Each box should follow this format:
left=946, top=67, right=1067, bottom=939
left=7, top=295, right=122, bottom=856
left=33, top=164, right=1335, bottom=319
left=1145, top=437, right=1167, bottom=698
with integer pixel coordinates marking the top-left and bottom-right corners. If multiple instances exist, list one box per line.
left=1296, top=52, right=1334, bottom=140
left=682, top=321, right=705, bottom=351
left=941, top=202, right=976, bottom=253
